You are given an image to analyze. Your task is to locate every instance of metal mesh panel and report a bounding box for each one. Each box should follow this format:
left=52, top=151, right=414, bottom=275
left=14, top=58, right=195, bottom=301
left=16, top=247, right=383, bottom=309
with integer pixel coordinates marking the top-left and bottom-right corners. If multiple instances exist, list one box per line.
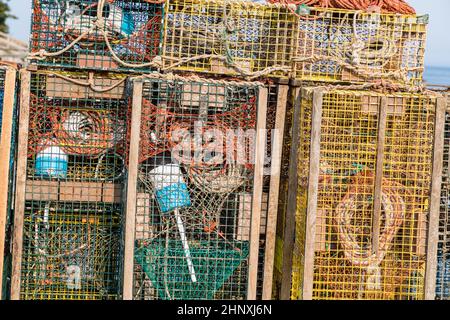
left=161, top=0, right=295, bottom=78
left=0, top=69, right=5, bottom=136
left=131, top=77, right=261, bottom=300
left=291, top=88, right=437, bottom=300
left=19, top=71, right=127, bottom=300
left=293, top=8, right=428, bottom=86
left=30, top=0, right=163, bottom=72
left=436, top=93, right=450, bottom=300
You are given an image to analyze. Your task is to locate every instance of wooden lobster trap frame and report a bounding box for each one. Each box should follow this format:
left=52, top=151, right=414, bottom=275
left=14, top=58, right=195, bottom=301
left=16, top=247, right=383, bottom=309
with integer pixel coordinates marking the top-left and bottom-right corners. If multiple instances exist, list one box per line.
left=276, top=86, right=445, bottom=300
left=161, top=0, right=296, bottom=79
left=29, top=0, right=164, bottom=73
left=0, top=66, right=18, bottom=300
left=292, top=7, right=428, bottom=87
left=436, top=92, right=450, bottom=300
left=258, top=82, right=289, bottom=300
left=123, top=74, right=274, bottom=300
left=10, top=70, right=129, bottom=300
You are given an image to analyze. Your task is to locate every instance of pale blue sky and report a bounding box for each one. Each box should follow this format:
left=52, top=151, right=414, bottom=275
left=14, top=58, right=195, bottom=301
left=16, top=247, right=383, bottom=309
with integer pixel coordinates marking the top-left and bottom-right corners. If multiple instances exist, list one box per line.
left=5, top=0, right=450, bottom=68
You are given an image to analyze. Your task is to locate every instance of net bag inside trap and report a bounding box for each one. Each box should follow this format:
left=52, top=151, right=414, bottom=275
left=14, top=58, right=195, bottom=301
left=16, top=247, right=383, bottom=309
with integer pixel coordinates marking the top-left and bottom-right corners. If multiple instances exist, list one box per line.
left=30, top=0, right=163, bottom=72
left=135, top=239, right=249, bottom=300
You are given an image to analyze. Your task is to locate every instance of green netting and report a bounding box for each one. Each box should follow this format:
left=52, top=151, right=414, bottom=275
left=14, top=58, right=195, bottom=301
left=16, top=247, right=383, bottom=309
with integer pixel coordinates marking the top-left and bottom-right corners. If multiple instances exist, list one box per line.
left=135, top=239, right=249, bottom=300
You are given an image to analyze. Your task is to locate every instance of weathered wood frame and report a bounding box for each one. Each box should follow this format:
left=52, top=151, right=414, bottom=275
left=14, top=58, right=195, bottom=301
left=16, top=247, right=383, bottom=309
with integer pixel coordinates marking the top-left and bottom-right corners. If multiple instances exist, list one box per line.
left=262, top=85, right=289, bottom=300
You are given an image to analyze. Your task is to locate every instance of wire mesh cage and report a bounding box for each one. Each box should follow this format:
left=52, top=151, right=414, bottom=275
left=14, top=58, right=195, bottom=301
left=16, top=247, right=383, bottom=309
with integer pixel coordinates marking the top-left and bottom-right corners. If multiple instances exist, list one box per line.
left=127, top=75, right=266, bottom=300
left=0, top=66, right=18, bottom=300
left=283, top=87, right=442, bottom=300
left=436, top=93, right=450, bottom=300
left=12, top=70, right=128, bottom=300
left=29, top=0, right=164, bottom=72
left=292, top=8, right=428, bottom=86
left=161, top=0, right=296, bottom=79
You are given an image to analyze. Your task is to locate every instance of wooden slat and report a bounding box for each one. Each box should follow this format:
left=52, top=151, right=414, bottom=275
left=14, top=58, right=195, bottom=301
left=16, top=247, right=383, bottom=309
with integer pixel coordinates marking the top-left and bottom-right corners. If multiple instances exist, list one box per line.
left=372, top=97, right=387, bottom=255
left=0, top=67, right=16, bottom=300
left=262, top=85, right=288, bottom=300
left=280, top=87, right=302, bottom=300
left=302, top=89, right=324, bottom=300
left=246, top=87, right=268, bottom=300
left=10, top=69, right=31, bottom=300
left=424, top=96, right=446, bottom=300
left=123, top=80, right=143, bottom=300
left=23, top=180, right=122, bottom=203
left=45, top=73, right=125, bottom=100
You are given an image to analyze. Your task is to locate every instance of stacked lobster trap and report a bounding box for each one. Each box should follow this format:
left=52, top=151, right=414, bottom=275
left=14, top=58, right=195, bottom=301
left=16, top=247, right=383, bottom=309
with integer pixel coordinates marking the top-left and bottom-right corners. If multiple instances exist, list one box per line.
left=29, top=0, right=164, bottom=72
left=275, top=87, right=445, bottom=300
left=292, top=7, right=428, bottom=86
left=0, top=66, right=18, bottom=300
left=436, top=93, right=450, bottom=299
left=123, top=75, right=268, bottom=300
left=160, top=0, right=296, bottom=78
left=10, top=70, right=128, bottom=300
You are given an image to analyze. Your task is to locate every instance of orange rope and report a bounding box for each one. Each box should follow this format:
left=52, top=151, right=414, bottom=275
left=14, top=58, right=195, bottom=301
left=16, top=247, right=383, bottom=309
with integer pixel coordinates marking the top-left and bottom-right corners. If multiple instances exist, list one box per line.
left=130, top=98, right=257, bottom=165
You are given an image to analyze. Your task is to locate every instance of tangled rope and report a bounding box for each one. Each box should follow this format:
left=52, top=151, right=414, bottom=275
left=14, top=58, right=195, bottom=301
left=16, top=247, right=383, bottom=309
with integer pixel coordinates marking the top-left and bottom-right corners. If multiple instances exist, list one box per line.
left=29, top=0, right=164, bottom=69
left=336, top=11, right=398, bottom=68
left=267, top=0, right=416, bottom=14
left=334, top=170, right=409, bottom=290
left=52, top=110, right=115, bottom=157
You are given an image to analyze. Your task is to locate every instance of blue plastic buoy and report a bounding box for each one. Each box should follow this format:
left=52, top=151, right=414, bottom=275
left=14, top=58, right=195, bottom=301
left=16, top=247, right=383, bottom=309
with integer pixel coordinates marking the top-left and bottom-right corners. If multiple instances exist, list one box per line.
left=35, top=145, right=68, bottom=179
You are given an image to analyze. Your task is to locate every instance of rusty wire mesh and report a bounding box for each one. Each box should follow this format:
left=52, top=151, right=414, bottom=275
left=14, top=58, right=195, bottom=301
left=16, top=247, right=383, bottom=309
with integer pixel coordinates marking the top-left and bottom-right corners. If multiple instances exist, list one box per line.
left=131, top=76, right=263, bottom=300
